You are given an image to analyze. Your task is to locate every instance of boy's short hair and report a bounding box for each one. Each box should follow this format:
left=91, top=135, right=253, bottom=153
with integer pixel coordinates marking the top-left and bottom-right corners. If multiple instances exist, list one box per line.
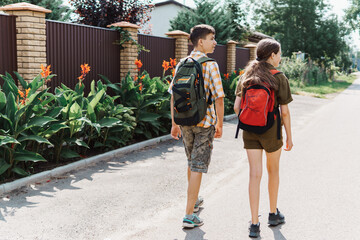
left=190, top=24, right=215, bottom=46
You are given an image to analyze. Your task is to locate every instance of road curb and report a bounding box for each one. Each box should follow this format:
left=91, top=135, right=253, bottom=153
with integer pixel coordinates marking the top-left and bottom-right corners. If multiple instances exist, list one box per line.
left=0, top=115, right=237, bottom=196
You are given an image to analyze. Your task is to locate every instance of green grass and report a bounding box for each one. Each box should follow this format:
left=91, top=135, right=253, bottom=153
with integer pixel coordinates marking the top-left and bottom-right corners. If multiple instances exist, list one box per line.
left=289, top=73, right=357, bottom=98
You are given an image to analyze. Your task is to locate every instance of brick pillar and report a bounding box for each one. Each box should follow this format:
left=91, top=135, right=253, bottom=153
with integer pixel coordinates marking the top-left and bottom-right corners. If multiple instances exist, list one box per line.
left=244, top=44, right=257, bottom=61
left=166, top=30, right=190, bottom=61
left=110, top=22, right=140, bottom=80
left=0, top=3, right=51, bottom=84
left=227, top=40, right=238, bottom=74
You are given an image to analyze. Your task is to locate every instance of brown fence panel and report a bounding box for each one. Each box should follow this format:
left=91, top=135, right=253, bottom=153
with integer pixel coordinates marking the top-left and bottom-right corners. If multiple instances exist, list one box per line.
left=236, top=47, right=250, bottom=70
left=188, top=44, right=227, bottom=74
left=0, top=14, right=17, bottom=85
left=138, top=34, right=175, bottom=78
left=46, top=20, right=120, bottom=93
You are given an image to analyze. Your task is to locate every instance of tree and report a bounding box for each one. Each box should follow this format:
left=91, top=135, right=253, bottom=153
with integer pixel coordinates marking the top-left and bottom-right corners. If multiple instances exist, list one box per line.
left=169, top=0, right=248, bottom=45
left=69, top=0, right=154, bottom=28
left=345, top=0, right=360, bottom=30
left=255, top=0, right=350, bottom=63
left=0, top=0, right=71, bottom=21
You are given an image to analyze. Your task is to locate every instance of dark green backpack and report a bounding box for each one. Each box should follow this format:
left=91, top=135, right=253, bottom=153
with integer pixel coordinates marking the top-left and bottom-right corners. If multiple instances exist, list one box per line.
left=172, top=57, right=214, bottom=126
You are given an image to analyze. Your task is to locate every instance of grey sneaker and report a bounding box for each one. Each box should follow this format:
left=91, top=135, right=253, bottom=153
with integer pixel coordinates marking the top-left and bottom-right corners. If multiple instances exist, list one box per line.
left=193, top=196, right=204, bottom=213
left=268, top=208, right=285, bottom=226
left=249, top=222, right=260, bottom=238
left=182, top=214, right=204, bottom=228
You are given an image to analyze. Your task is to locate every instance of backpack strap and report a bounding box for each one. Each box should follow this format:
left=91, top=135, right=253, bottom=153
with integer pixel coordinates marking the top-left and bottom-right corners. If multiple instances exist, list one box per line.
left=270, top=69, right=282, bottom=76
left=196, top=57, right=215, bottom=105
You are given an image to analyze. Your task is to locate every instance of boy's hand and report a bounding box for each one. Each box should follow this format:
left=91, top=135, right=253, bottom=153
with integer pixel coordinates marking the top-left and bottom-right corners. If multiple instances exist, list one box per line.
left=214, top=123, right=223, bottom=138
left=171, top=125, right=182, bottom=140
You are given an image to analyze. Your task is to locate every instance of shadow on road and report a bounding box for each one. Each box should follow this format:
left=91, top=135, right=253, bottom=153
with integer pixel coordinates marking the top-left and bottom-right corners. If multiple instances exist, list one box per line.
left=182, top=227, right=207, bottom=240
left=269, top=224, right=287, bottom=240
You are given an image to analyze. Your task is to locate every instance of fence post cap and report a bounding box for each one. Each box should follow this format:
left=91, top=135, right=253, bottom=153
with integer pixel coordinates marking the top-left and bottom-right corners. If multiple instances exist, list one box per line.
left=108, top=21, right=140, bottom=29
left=227, top=40, right=239, bottom=45
left=244, top=44, right=257, bottom=48
left=166, top=30, right=190, bottom=37
left=0, top=2, right=51, bottom=13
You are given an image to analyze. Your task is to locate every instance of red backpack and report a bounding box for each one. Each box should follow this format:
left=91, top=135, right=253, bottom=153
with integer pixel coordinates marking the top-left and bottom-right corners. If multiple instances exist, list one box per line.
left=235, top=69, right=281, bottom=139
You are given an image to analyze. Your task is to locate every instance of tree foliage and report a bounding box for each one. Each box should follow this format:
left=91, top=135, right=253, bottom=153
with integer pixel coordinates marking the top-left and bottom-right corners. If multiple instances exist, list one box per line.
left=345, top=0, right=360, bottom=30
left=169, top=0, right=248, bottom=45
left=255, top=0, right=351, bottom=65
left=69, top=0, right=154, bottom=28
left=0, top=0, right=71, bottom=21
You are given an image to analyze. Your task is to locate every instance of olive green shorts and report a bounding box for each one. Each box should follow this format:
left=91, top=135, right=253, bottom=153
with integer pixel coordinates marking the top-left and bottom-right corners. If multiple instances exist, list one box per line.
left=242, top=123, right=283, bottom=153
left=180, top=125, right=215, bottom=173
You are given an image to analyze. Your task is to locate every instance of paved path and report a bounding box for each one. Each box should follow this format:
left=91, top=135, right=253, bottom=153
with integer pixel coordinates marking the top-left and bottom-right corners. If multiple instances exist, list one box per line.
left=1, top=74, right=360, bottom=240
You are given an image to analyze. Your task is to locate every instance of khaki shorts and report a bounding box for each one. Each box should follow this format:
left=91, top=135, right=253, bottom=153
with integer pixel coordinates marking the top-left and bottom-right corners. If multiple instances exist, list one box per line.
left=242, top=123, right=283, bottom=153
left=180, top=126, right=215, bottom=173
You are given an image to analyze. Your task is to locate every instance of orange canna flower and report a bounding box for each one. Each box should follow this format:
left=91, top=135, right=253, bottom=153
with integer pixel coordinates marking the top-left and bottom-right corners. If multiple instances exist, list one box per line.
left=78, top=63, right=91, bottom=83
left=224, top=73, right=229, bottom=80
left=162, top=60, right=170, bottom=71
left=170, top=58, right=177, bottom=68
left=25, top=88, right=30, bottom=97
left=140, top=75, right=146, bottom=80
left=135, top=59, right=143, bottom=70
left=239, top=70, right=245, bottom=75
left=172, top=69, right=175, bottom=77
left=139, top=82, right=143, bottom=91
left=41, top=64, right=52, bottom=78
left=18, top=89, right=24, bottom=98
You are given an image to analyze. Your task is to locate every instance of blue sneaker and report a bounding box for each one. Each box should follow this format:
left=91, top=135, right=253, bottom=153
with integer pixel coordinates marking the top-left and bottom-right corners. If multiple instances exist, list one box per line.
left=182, top=214, right=204, bottom=228
left=268, top=208, right=285, bottom=226
left=249, top=222, right=260, bottom=238
left=193, top=196, right=204, bottom=213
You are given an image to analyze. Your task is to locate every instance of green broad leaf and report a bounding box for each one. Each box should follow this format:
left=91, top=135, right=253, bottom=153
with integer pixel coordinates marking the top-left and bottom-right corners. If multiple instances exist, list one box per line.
left=89, top=80, right=96, bottom=97
left=60, top=149, right=80, bottom=159
left=28, top=74, right=42, bottom=93
left=4, top=72, right=19, bottom=94
left=134, top=128, right=144, bottom=134
left=0, top=90, right=6, bottom=111
left=89, top=89, right=105, bottom=109
left=140, top=98, right=165, bottom=109
left=18, top=135, right=53, bottom=146
left=45, top=107, right=63, bottom=118
left=94, top=141, right=105, bottom=148
left=87, top=104, right=96, bottom=123
left=27, top=116, right=57, bottom=128
left=98, top=74, right=111, bottom=84
left=0, top=113, right=13, bottom=127
left=14, top=150, right=47, bottom=162
left=98, top=117, right=121, bottom=128
left=0, top=135, right=19, bottom=146
left=69, top=102, right=82, bottom=120
left=138, top=112, right=161, bottom=122
left=75, top=139, right=90, bottom=149
left=43, top=123, right=68, bottom=137
left=40, top=93, right=56, bottom=106
left=0, top=159, right=11, bottom=176
left=12, top=167, right=30, bottom=176
left=5, top=92, right=16, bottom=123
left=14, top=71, right=28, bottom=89
left=96, top=80, right=105, bottom=91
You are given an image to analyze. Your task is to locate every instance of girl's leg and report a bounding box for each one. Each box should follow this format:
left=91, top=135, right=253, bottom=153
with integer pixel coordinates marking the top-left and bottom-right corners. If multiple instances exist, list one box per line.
left=265, top=148, right=282, bottom=213
left=247, top=149, right=263, bottom=224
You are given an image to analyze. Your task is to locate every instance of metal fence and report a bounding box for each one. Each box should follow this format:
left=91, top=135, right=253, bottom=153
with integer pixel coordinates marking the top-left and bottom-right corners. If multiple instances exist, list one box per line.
left=236, top=47, right=250, bottom=70
left=188, top=44, right=228, bottom=74
left=138, top=34, right=175, bottom=78
left=0, top=14, right=17, bottom=85
left=46, top=20, right=120, bottom=93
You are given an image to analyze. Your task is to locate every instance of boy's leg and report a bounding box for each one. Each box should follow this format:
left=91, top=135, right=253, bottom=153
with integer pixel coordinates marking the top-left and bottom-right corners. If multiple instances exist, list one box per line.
left=186, top=171, right=203, bottom=215
left=265, top=148, right=282, bottom=213
left=247, top=149, right=263, bottom=224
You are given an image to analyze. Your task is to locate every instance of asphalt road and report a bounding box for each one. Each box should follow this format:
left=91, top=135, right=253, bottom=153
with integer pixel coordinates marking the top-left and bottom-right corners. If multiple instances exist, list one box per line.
left=1, top=74, right=359, bottom=240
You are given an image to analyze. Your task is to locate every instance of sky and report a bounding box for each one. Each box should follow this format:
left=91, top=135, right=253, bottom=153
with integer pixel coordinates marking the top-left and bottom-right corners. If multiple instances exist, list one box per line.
left=152, top=0, right=360, bottom=50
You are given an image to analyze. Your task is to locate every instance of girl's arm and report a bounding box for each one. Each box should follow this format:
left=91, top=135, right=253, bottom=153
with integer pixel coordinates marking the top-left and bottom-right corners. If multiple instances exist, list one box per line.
left=280, top=104, right=293, bottom=151
left=234, top=96, right=241, bottom=116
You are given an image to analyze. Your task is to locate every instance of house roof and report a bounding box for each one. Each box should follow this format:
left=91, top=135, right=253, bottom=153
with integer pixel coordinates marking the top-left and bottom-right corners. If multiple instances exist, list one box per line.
left=247, top=31, right=273, bottom=43
left=155, top=0, right=191, bottom=10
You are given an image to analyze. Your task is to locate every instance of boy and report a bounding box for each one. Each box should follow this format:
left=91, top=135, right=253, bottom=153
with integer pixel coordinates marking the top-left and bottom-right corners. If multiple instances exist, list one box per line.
left=169, top=24, right=225, bottom=228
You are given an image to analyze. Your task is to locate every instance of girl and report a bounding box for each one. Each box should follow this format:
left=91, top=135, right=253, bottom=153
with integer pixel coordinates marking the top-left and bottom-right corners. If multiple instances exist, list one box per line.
left=234, top=38, right=293, bottom=238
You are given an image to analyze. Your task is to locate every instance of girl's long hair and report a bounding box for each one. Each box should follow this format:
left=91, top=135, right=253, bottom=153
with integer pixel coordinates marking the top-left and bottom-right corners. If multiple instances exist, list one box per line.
left=241, top=38, right=281, bottom=90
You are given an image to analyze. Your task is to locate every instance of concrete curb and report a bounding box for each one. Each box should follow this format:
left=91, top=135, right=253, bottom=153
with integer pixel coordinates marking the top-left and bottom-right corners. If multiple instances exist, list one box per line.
left=0, top=115, right=237, bottom=196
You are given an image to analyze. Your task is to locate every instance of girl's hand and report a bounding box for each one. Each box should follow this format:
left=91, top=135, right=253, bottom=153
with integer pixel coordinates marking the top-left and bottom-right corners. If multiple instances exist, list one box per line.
left=284, top=138, right=293, bottom=151
left=171, top=125, right=182, bottom=140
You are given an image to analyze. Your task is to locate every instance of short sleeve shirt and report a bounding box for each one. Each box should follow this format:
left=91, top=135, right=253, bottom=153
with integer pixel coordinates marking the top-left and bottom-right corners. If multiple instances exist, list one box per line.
left=168, top=50, right=225, bottom=128
left=235, top=62, right=293, bottom=106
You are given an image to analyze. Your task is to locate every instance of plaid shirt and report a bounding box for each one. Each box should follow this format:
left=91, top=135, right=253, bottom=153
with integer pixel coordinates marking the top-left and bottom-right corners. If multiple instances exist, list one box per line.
left=169, top=50, right=225, bottom=128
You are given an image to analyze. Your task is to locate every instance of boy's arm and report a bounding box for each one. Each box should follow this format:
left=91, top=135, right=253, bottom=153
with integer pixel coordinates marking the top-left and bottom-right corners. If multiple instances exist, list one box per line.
left=214, top=97, right=224, bottom=138
left=170, top=94, right=181, bottom=140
